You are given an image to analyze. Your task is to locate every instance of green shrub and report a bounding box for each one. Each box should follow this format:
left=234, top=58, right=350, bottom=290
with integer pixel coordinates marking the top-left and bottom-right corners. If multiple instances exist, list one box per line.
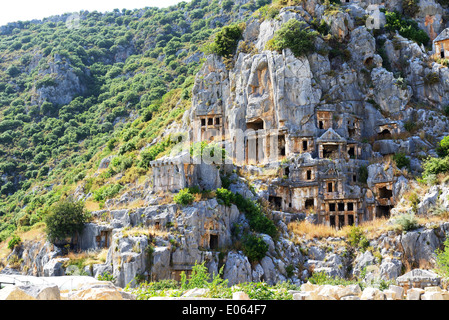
left=234, top=193, right=277, bottom=237
left=216, top=187, right=235, bottom=207
left=98, top=272, right=116, bottom=282
left=437, top=136, right=449, bottom=157
left=424, top=72, right=440, bottom=85
left=266, top=19, right=318, bottom=58
left=173, top=188, right=195, bottom=206
left=358, top=165, right=368, bottom=184
left=208, top=24, right=243, bottom=57
left=44, top=199, right=91, bottom=244
left=435, top=237, right=449, bottom=278
left=384, top=10, right=430, bottom=45
left=422, top=156, right=449, bottom=178
left=347, top=226, right=370, bottom=252
left=408, top=192, right=420, bottom=213
left=242, top=233, right=269, bottom=263
left=237, top=281, right=292, bottom=300
left=308, top=271, right=360, bottom=287
left=92, top=184, right=123, bottom=202
left=7, top=234, right=21, bottom=250
left=391, top=213, right=419, bottom=232
left=393, top=153, right=410, bottom=169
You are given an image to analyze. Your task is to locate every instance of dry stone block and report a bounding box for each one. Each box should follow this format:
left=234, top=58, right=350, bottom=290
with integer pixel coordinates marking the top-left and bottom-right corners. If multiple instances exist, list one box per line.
left=421, top=291, right=444, bottom=300
left=0, top=284, right=60, bottom=300
left=361, top=287, right=385, bottom=300
left=389, top=285, right=404, bottom=300
left=406, top=288, right=425, bottom=300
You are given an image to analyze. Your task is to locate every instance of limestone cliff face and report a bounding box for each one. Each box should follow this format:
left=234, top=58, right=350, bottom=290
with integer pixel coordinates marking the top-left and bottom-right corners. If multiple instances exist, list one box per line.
left=31, top=53, right=87, bottom=107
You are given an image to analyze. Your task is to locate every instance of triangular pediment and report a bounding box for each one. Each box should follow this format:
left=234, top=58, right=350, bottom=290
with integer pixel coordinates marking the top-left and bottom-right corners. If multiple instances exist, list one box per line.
left=317, top=128, right=345, bottom=142
left=434, top=28, right=449, bottom=43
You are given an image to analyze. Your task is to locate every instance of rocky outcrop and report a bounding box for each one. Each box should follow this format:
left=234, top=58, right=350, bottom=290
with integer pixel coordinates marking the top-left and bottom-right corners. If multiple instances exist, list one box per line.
left=31, top=53, right=86, bottom=106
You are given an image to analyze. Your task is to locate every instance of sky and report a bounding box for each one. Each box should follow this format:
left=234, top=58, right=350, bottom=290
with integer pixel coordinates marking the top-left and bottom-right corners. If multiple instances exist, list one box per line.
left=0, top=0, right=187, bottom=27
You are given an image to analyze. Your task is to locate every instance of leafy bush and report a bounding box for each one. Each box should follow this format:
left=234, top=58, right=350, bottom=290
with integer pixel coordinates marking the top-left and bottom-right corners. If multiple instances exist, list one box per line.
left=216, top=187, right=235, bottom=207
left=408, top=192, right=420, bottom=213
left=391, top=213, right=419, bottom=232
left=242, top=233, right=269, bottom=263
left=422, top=156, right=449, bottom=178
left=357, top=165, right=368, bottom=184
left=92, top=184, right=123, bottom=202
left=233, top=193, right=277, bottom=237
left=393, top=152, right=410, bottom=169
left=208, top=24, right=243, bottom=57
left=436, top=237, right=449, bottom=278
left=173, top=188, right=195, bottom=206
left=44, top=199, right=91, bottom=244
left=436, top=136, right=449, bottom=157
left=7, top=234, right=21, bottom=250
left=346, top=226, right=370, bottom=252
left=237, top=281, right=293, bottom=300
left=308, top=270, right=360, bottom=287
left=266, top=19, right=318, bottom=58
left=98, top=272, right=116, bottom=282
left=384, top=10, right=430, bottom=45
left=139, top=138, right=176, bottom=169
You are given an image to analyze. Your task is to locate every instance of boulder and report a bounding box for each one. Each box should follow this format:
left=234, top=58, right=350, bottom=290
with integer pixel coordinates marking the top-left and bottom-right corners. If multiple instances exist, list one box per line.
left=360, top=287, right=385, bottom=300
left=389, top=285, right=405, bottom=300
left=0, top=284, right=61, bottom=300
left=223, top=251, right=252, bottom=286
left=406, top=288, right=425, bottom=300
left=43, top=258, right=68, bottom=277
left=67, top=282, right=127, bottom=300
left=421, top=291, right=444, bottom=300
left=371, top=67, right=412, bottom=114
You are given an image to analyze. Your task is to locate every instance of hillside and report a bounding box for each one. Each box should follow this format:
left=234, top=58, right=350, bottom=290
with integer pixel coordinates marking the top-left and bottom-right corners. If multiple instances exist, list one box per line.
left=0, top=0, right=271, bottom=240
left=1, top=0, right=449, bottom=301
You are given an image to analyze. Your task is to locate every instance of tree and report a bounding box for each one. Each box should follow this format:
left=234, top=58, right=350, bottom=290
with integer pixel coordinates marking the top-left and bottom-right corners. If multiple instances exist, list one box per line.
left=437, top=136, right=449, bottom=157
left=44, top=199, right=91, bottom=245
left=209, top=24, right=243, bottom=57
left=436, top=237, right=449, bottom=278
left=266, top=19, right=318, bottom=58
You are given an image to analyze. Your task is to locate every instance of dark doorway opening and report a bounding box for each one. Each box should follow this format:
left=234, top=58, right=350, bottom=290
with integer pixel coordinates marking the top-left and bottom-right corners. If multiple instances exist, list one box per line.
left=376, top=205, right=392, bottom=218
left=305, top=199, right=314, bottom=210
left=348, top=146, right=355, bottom=158
left=247, top=119, right=264, bottom=131
left=323, top=144, right=339, bottom=159
left=330, top=215, right=336, bottom=228
left=379, top=187, right=393, bottom=199
left=378, top=129, right=391, bottom=139
left=209, top=234, right=219, bottom=250
left=307, top=170, right=312, bottom=180
left=338, top=215, right=345, bottom=229
left=278, top=135, right=286, bottom=156
left=348, top=214, right=354, bottom=226
left=269, top=196, right=283, bottom=210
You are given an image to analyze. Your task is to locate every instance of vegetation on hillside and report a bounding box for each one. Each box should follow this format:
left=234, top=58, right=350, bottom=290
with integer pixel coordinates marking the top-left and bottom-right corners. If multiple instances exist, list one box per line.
left=0, top=0, right=270, bottom=243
